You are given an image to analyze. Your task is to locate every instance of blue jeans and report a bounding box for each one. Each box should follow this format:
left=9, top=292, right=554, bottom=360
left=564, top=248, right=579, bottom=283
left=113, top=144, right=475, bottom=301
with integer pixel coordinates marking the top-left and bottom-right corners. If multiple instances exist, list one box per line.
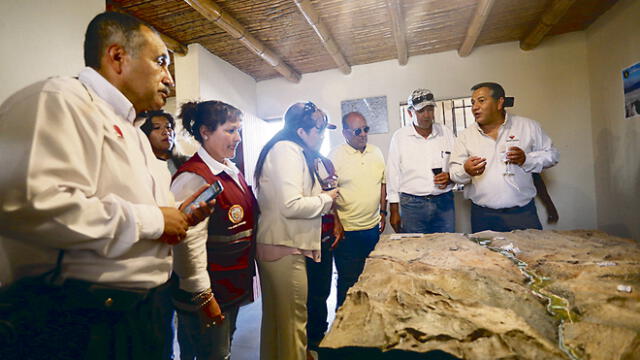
left=306, top=237, right=333, bottom=347
left=399, top=191, right=455, bottom=233
left=177, top=305, right=239, bottom=360
left=471, top=199, right=542, bottom=233
left=334, top=225, right=380, bottom=309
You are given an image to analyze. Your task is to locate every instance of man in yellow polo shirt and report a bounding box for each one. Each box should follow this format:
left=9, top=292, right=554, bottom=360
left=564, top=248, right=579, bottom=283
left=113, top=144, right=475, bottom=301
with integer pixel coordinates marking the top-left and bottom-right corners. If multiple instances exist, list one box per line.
left=330, top=111, right=387, bottom=309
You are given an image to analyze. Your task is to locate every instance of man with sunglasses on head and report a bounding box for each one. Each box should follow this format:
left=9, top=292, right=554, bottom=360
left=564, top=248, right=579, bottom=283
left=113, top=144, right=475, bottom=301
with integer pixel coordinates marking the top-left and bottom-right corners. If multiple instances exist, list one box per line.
left=328, top=111, right=386, bottom=313
left=387, top=89, right=456, bottom=234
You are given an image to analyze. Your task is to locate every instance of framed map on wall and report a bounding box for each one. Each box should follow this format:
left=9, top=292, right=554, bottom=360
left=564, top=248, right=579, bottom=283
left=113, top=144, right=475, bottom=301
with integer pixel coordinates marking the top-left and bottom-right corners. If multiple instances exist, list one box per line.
left=623, top=61, right=640, bottom=120
left=340, top=95, right=388, bottom=134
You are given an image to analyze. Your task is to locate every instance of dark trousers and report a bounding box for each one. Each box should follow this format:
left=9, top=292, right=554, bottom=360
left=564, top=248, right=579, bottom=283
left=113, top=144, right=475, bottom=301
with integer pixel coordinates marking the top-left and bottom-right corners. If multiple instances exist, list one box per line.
left=334, top=225, right=380, bottom=309
left=471, top=199, right=543, bottom=233
left=3, top=279, right=167, bottom=360
left=305, top=238, right=334, bottom=347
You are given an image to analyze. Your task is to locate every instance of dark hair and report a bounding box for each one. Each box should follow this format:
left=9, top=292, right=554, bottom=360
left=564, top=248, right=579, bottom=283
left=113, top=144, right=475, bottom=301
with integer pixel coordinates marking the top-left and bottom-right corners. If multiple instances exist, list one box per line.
left=179, top=100, right=243, bottom=144
left=341, top=111, right=364, bottom=129
left=140, top=110, right=175, bottom=137
left=470, top=82, right=506, bottom=100
left=254, top=102, right=325, bottom=188
left=84, top=11, right=153, bottom=69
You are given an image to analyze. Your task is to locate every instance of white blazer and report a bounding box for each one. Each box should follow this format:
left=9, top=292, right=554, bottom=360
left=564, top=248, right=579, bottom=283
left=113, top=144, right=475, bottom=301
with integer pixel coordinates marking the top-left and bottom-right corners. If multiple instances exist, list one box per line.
left=256, top=141, right=333, bottom=250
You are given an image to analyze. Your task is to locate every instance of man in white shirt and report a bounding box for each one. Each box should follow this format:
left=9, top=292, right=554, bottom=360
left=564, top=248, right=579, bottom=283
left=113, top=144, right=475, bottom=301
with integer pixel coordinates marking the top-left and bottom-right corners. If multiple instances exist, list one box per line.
left=387, top=89, right=456, bottom=234
left=0, top=12, right=209, bottom=359
left=449, top=82, right=559, bottom=232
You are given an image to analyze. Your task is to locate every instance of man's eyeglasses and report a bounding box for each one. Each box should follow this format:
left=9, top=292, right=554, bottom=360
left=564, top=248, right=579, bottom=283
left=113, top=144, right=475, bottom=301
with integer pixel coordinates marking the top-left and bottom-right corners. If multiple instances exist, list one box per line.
left=348, top=126, right=370, bottom=136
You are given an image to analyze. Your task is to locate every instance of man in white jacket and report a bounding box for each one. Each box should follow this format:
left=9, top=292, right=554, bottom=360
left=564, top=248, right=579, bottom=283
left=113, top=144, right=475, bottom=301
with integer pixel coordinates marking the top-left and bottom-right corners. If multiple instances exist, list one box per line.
left=0, top=11, right=210, bottom=359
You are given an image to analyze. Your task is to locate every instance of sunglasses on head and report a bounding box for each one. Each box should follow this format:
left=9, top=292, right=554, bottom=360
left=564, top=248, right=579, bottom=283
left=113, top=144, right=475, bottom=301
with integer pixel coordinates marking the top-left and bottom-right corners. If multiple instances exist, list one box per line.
left=303, top=101, right=329, bottom=130
left=348, top=126, right=370, bottom=136
left=412, top=93, right=434, bottom=104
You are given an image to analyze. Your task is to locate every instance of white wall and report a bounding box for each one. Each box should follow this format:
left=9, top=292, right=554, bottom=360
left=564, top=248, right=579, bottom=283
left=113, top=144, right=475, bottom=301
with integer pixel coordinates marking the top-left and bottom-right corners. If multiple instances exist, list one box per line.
left=0, top=0, right=104, bottom=103
left=257, top=32, right=597, bottom=234
left=175, top=43, right=257, bottom=114
left=174, top=43, right=258, bottom=155
left=586, top=0, right=640, bottom=241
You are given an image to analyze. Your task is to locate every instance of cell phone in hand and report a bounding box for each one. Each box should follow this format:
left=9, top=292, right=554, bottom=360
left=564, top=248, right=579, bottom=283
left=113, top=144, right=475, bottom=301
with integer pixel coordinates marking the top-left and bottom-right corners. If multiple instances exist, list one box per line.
left=182, top=181, right=223, bottom=214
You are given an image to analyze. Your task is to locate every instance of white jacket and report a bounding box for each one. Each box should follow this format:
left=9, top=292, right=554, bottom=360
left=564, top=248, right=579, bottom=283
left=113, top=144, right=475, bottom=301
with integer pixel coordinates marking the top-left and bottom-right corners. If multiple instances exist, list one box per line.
left=256, top=141, right=333, bottom=250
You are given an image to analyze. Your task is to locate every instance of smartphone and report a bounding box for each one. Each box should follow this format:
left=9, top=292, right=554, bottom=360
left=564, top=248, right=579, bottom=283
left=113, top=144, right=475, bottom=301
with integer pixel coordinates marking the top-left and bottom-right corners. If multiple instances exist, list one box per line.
left=182, top=181, right=224, bottom=214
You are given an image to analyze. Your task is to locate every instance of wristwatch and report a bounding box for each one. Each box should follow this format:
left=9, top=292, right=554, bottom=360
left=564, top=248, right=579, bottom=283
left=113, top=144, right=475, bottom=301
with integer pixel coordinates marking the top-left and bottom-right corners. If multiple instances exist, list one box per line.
left=379, top=209, right=388, bottom=216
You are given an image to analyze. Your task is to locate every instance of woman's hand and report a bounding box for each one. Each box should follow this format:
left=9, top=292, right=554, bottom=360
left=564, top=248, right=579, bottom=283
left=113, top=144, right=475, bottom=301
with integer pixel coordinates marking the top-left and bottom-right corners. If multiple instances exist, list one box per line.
left=201, top=296, right=225, bottom=331
left=179, top=184, right=216, bottom=226
left=323, top=188, right=339, bottom=201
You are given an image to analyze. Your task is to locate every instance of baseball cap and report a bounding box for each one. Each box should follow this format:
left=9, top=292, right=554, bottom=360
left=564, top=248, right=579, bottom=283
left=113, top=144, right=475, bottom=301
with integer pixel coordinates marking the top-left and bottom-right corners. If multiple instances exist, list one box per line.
left=408, top=89, right=436, bottom=111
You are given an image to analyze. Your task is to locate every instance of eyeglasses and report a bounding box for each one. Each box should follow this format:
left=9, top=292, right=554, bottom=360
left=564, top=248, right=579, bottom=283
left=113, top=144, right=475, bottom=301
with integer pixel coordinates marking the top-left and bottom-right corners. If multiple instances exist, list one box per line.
left=348, top=126, right=370, bottom=136
left=411, top=93, right=434, bottom=104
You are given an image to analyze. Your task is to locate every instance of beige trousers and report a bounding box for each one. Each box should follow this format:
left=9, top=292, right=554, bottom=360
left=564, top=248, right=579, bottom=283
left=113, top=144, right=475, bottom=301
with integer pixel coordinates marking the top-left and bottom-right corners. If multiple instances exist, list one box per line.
left=258, top=254, right=308, bottom=360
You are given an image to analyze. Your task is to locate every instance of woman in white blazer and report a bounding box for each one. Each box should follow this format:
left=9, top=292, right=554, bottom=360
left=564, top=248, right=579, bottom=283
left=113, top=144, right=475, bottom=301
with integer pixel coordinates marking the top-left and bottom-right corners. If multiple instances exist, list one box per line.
left=254, top=102, right=339, bottom=360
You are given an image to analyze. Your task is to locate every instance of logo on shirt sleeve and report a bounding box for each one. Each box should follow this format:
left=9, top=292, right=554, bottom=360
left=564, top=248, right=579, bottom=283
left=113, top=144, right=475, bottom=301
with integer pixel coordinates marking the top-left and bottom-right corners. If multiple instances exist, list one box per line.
left=113, top=125, right=124, bottom=138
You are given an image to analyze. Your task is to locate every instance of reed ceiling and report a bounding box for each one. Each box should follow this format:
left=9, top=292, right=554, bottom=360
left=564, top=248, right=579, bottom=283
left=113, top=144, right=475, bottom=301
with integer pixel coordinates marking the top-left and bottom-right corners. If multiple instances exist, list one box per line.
left=109, top=0, right=618, bottom=82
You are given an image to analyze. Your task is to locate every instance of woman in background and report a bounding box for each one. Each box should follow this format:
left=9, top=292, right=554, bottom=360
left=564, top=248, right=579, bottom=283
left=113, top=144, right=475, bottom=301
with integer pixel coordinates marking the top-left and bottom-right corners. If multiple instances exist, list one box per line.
left=140, top=110, right=188, bottom=174
left=172, top=100, right=258, bottom=360
left=253, top=102, right=338, bottom=360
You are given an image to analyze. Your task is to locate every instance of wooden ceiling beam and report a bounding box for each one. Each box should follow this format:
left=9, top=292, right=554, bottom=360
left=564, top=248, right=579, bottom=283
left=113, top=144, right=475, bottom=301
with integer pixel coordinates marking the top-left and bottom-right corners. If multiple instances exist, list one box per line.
left=106, top=1, right=188, bottom=56
left=386, top=0, right=408, bottom=65
left=184, top=0, right=301, bottom=83
left=293, top=0, right=351, bottom=75
left=520, top=0, right=577, bottom=51
left=458, top=0, right=495, bottom=57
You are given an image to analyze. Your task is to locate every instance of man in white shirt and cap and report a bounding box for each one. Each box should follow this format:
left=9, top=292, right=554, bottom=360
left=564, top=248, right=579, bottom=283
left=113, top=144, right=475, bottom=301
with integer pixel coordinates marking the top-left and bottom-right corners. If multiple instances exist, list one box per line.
left=0, top=11, right=212, bottom=359
left=449, top=82, right=559, bottom=232
left=387, top=89, right=456, bottom=234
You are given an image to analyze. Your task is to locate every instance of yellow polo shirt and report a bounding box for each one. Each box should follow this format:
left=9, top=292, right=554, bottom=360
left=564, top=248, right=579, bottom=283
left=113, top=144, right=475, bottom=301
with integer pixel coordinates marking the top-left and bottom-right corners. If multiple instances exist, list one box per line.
left=329, top=143, right=386, bottom=231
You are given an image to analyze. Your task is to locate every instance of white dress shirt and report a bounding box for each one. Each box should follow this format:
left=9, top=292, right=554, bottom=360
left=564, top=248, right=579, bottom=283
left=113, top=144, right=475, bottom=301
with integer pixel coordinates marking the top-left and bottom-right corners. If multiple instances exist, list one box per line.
left=170, top=147, right=243, bottom=292
left=386, top=123, right=455, bottom=203
left=0, top=68, right=173, bottom=289
left=449, top=114, right=559, bottom=209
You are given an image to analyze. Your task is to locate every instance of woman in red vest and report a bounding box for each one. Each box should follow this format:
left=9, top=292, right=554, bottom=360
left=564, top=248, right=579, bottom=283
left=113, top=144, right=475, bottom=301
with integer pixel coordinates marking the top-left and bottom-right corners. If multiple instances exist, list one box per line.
left=171, top=100, right=258, bottom=360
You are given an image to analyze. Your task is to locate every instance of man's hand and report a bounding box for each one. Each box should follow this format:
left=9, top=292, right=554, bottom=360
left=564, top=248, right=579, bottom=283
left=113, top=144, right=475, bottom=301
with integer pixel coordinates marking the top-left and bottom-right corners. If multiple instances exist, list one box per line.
left=201, top=296, right=224, bottom=332
left=389, top=203, right=401, bottom=233
left=434, top=172, right=450, bottom=189
left=507, top=146, right=526, bottom=166
left=331, top=219, right=344, bottom=249
left=379, top=213, right=386, bottom=233
left=178, top=184, right=216, bottom=226
left=464, top=156, right=487, bottom=177
left=158, top=207, right=189, bottom=244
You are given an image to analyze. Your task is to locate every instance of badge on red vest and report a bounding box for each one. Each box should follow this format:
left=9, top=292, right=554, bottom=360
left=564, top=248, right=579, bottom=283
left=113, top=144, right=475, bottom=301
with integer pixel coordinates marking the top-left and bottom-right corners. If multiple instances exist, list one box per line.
left=228, top=204, right=244, bottom=224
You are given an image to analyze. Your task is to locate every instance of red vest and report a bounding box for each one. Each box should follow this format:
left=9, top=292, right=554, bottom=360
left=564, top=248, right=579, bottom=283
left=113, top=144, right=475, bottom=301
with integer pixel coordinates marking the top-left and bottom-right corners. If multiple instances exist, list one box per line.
left=175, top=154, right=258, bottom=309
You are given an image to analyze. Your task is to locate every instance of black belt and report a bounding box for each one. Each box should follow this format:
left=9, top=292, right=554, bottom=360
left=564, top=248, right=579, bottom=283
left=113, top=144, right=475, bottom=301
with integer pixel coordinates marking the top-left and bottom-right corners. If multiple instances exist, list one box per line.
left=401, top=192, right=448, bottom=200
left=62, top=279, right=151, bottom=311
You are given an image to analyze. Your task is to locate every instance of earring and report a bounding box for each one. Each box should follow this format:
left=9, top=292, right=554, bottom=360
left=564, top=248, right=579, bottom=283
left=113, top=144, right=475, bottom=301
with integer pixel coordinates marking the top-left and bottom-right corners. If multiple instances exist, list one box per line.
left=204, top=135, right=209, bottom=140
